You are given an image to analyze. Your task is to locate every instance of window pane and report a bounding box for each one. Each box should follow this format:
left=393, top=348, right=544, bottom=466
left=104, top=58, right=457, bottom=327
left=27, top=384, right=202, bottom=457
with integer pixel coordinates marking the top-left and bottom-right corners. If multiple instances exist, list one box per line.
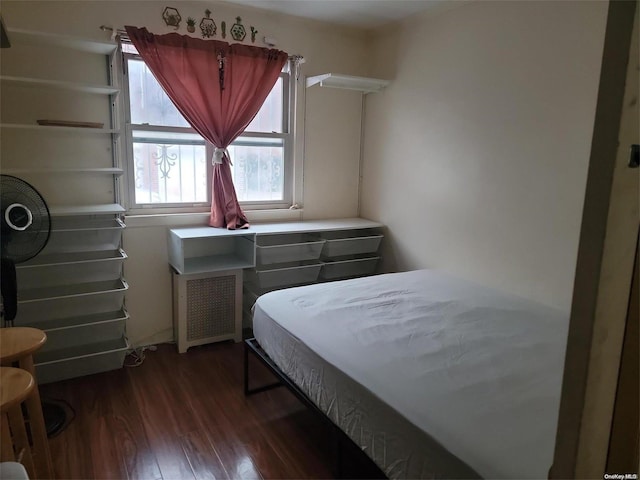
left=133, top=139, right=207, bottom=204
left=122, top=43, right=138, bottom=55
left=229, top=138, right=284, bottom=202
left=244, top=77, right=284, bottom=133
left=127, top=58, right=191, bottom=128
left=132, top=129, right=202, bottom=143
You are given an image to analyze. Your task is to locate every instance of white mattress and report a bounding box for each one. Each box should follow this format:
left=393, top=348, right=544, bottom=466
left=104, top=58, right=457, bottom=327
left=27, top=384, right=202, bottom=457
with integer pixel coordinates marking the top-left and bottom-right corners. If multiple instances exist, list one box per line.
left=252, top=270, right=569, bottom=479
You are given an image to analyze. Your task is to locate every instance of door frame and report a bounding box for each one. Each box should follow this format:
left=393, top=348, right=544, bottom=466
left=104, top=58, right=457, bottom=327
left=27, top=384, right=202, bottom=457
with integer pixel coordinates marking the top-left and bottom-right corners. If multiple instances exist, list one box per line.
left=552, top=1, right=639, bottom=477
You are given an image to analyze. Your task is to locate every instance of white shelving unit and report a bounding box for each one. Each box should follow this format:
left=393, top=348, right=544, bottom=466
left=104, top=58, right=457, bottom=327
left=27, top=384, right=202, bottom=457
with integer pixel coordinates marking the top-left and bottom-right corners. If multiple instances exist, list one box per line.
left=168, top=218, right=385, bottom=343
left=1, top=28, right=129, bottom=384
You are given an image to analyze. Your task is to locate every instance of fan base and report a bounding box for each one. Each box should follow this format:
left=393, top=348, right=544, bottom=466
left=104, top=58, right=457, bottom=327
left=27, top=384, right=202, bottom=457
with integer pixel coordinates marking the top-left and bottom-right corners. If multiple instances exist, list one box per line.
left=42, top=401, right=68, bottom=437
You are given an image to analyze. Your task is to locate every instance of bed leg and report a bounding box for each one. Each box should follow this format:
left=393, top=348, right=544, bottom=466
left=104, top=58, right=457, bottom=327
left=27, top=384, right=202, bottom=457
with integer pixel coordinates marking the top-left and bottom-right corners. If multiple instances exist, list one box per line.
left=243, top=338, right=283, bottom=395
left=333, top=425, right=344, bottom=479
left=243, top=339, right=250, bottom=396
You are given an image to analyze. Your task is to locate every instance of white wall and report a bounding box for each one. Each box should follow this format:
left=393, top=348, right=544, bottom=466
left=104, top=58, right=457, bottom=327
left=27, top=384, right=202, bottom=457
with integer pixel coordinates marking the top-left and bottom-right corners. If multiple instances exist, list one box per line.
left=1, top=0, right=369, bottom=345
left=303, top=87, right=363, bottom=219
left=361, top=0, right=608, bottom=310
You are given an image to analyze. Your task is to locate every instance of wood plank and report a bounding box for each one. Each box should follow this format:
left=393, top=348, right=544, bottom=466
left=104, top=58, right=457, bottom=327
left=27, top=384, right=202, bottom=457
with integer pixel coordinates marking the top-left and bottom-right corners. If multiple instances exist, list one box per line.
left=173, top=343, right=331, bottom=479
left=180, top=430, right=229, bottom=480
left=126, top=350, right=198, bottom=480
left=89, top=415, right=129, bottom=480
left=42, top=376, right=103, bottom=479
left=105, top=369, right=162, bottom=480
left=36, top=119, right=104, bottom=129
left=167, top=345, right=277, bottom=478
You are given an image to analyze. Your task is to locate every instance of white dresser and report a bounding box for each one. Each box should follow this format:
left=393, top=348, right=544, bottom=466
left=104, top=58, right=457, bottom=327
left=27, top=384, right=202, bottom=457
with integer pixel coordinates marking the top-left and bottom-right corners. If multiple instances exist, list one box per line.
left=168, top=218, right=384, bottom=352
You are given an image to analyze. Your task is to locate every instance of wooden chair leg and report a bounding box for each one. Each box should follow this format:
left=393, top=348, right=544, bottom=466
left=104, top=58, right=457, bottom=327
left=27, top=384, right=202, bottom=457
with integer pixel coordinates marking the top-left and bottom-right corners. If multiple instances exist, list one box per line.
left=19, top=354, right=54, bottom=479
left=7, top=405, right=36, bottom=479
left=25, top=390, right=54, bottom=479
left=1, top=413, right=16, bottom=462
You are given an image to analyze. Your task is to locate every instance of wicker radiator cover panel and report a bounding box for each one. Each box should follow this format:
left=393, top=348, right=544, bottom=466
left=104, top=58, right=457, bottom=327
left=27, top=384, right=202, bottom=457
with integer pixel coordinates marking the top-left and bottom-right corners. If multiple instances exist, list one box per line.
left=186, top=275, right=236, bottom=340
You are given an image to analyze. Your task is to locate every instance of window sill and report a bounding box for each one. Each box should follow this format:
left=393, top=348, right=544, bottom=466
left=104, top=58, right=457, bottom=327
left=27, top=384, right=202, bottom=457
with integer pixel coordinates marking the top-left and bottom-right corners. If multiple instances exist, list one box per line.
left=125, top=207, right=304, bottom=228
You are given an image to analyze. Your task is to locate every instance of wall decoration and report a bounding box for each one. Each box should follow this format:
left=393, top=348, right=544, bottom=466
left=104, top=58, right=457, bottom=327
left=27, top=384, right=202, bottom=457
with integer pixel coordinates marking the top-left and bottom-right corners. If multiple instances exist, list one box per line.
left=221, top=21, right=226, bottom=39
left=200, top=9, right=217, bottom=38
left=250, top=26, right=258, bottom=43
left=230, top=17, right=246, bottom=42
left=162, top=7, right=181, bottom=30
left=186, top=17, right=196, bottom=33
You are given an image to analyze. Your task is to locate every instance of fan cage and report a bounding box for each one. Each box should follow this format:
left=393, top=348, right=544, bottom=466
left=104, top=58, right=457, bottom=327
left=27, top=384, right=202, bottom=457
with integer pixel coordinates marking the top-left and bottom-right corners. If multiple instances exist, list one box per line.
left=0, top=175, right=51, bottom=263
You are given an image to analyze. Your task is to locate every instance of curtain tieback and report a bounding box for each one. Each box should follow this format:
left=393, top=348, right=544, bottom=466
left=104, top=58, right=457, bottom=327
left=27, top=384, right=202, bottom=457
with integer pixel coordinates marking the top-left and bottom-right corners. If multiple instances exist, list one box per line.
left=212, top=147, right=230, bottom=165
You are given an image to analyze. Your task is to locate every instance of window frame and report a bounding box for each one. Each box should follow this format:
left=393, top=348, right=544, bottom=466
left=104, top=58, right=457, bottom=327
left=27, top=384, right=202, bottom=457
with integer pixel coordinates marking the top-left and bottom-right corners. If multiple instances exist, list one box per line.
left=122, top=50, right=295, bottom=214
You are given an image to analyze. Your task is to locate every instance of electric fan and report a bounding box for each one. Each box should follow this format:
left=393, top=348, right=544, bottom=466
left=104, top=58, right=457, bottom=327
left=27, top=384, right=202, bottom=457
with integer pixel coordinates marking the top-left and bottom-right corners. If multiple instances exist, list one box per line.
left=0, top=174, right=68, bottom=436
left=0, top=175, right=51, bottom=325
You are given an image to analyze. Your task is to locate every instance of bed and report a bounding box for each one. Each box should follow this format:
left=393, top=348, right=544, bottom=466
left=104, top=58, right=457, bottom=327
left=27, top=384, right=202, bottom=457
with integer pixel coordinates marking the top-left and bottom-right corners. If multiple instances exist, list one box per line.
left=247, top=269, right=568, bottom=479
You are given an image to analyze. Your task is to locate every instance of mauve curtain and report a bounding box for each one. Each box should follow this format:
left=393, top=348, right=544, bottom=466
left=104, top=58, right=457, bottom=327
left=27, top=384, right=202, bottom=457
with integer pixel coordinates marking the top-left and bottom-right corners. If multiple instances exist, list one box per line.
left=125, top=26, right=288, bottom=229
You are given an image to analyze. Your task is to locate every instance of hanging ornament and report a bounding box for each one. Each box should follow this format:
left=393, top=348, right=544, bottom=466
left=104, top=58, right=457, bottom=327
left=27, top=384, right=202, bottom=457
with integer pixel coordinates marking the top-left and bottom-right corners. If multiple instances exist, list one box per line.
left=221, top=21, right=226, bottom=39
left=186, top=17, right=196, bottom=33
left=250, top=26, right=258, bottom=43
left=200, top=9, right=217, bottom=38
left=162, top=7, right=181, bottom=30
left=230, top=16, right=246, bottom=42
left=217, top=52, right=226, bottom=90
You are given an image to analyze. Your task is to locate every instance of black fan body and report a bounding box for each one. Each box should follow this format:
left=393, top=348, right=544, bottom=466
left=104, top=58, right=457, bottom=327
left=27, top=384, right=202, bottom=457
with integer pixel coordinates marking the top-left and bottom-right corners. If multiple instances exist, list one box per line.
left=0, top=175, right=51, bottom=323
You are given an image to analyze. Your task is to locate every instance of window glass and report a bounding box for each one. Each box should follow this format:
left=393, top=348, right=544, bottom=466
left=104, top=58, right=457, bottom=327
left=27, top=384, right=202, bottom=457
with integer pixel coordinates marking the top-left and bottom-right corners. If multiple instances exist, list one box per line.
left=132, top=131, right=207, bottom=204
left=128, top=58, right=190, bottom=128
left=229, top=138, right=284, bottom=202
left=244, top=78, right=284, bottom=133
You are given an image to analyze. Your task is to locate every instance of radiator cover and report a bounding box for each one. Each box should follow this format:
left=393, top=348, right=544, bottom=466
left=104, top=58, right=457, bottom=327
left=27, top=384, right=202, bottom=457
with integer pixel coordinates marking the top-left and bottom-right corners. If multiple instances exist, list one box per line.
left=172, top=269, right=242, bottom=353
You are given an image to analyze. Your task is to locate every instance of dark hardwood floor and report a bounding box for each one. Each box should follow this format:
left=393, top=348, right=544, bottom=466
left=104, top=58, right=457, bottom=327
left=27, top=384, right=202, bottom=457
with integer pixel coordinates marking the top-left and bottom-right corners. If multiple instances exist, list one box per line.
left=39, top=342, right=379, bottom=480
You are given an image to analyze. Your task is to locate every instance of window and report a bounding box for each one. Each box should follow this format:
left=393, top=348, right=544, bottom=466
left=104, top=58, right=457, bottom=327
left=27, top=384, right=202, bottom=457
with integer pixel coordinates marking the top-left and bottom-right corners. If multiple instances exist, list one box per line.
left=123, top=45, right=294, bottom=212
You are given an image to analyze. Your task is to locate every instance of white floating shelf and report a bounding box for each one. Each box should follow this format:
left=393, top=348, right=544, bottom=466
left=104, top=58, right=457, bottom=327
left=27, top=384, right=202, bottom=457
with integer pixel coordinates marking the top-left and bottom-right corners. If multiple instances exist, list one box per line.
left=49, top=204, right=126, bottom=216
left=0, top=123, right=119, bottom=134
left=6, top=28, right=116, bottom=55
left=0, top=75, right=120, bottom=95
left=2, top=167, right=124, bottom=176
left=306, top=73, right=390, bottom=94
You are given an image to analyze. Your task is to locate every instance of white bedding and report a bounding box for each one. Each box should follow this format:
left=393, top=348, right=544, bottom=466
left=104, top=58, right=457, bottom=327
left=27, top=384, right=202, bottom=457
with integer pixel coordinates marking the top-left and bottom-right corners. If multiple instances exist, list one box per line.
left=252, top=269, right=569, bottom=479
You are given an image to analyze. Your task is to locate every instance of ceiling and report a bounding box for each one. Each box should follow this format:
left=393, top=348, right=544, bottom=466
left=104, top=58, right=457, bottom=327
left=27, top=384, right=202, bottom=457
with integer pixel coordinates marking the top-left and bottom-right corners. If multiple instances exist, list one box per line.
left=221, top=0, right=450, bottom=29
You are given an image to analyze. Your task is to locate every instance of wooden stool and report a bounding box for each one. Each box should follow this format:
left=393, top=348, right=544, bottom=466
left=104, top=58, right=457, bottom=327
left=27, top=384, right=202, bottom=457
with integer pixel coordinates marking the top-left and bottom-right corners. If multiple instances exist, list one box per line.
left=0, top=328, right=54, bottom=479
left=0, top=367, right=37, bottom=478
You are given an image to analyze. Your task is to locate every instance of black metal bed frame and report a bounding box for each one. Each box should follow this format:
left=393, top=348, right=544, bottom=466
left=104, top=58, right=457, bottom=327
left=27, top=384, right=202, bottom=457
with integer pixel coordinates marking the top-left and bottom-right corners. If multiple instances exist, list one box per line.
left=243, top=337, right=386, bottom=479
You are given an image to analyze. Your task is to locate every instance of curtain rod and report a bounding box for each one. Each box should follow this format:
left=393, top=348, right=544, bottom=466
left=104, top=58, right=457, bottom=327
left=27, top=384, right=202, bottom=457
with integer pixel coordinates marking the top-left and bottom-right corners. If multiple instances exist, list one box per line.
left=100, top=25, right=128, bottom=41
left=99, top=25, right=303, bottom=60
